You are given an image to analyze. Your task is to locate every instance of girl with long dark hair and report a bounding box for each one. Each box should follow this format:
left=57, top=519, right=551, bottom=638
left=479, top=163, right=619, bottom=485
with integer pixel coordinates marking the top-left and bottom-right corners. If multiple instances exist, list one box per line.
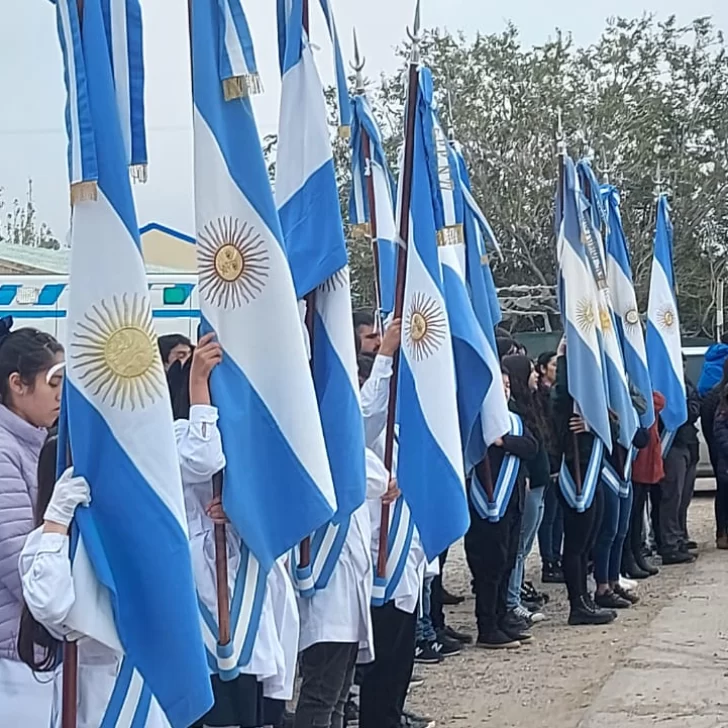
left=0, top=321, right=64, bottom=726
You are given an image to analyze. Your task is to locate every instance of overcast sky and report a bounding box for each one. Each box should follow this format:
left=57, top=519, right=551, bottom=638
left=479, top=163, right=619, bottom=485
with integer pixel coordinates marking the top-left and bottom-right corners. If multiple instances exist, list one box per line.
left=1, top=0, right=725, bottom=241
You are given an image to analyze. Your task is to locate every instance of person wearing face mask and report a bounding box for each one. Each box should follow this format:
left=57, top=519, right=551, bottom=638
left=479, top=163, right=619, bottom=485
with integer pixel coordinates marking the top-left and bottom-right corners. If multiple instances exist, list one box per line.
left=0, top=318, right=65, bottom=725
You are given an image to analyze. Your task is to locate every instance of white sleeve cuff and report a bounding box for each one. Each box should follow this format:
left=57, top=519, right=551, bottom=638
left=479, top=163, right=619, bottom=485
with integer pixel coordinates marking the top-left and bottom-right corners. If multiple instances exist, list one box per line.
left=371, top=355, right=393, bottom=378
left=36, top=532, right=69, bottom=555
left=189, top=404, right=219, bottom=424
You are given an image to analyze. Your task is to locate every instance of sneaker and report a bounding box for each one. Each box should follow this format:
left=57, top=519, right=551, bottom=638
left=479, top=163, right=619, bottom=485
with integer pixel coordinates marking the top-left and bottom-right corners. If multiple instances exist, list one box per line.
left=594, top=590, right=631, bottom=609
left=441, top=587, right=465, bottom=605
left=568, top=596, right=616, bottom=626
left=541, top=561, right=565, bottom=584
left=613, top=583, right=639, bottom=605
left=619, top=575, right=638, bottom=591
left=409, top=668, right=425, bottom=690
left=401, top=709, right=436, bottom=727
left=414, top=640, right=443, bottom=664
left=525, top=605, right=547, bottom=623
left=476, top=629, right=521, bottom=649
left=520, top=581, right=545, bottom=606
left=501, top=624, right=534, bottom=643
left=432, top=637, right=461, bottom=658
left=508, top=605, right=534, bottom=629
left=439, top=625, right=473, bottom=644
left=661, top=550, right=696, bottom=565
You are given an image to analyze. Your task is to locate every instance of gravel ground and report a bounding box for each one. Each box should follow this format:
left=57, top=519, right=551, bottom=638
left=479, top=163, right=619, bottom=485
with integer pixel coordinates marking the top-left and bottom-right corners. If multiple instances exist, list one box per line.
left=405, top=488, right=718, bottom=728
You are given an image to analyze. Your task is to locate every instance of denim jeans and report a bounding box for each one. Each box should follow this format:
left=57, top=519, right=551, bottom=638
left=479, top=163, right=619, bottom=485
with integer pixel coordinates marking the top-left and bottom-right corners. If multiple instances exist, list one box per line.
left=538, top=476, right=563, bottom=563
left=594, top=484, right=633, bottom=584
left=295, top=642, right=359, bottom=728
left=507, top=485, right=546, bottom=609
left=415, top=576, right=436, bottom=642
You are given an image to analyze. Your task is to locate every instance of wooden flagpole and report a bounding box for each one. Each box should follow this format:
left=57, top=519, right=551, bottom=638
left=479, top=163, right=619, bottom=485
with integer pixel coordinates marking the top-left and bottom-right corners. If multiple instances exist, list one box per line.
left=377, top=1, right=421, bottom=579
left=186, top=0, right=232, bottom=651
left=351, top=31, right=384, bottom=324
left=555, top=110, right=582, bottom=496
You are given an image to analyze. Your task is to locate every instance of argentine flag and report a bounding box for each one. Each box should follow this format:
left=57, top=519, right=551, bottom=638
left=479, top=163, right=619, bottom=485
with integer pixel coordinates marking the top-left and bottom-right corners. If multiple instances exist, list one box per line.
left=53, top=0, right=212, bottom=724
left=603, top=185, right=655, bottom=427
left=418, top=69, right=493, bottom=470
left=558, top=156, right=612, bottom=450
left=350, top=93, right=398, bottom=316
left=191, top=0, right=336, bottom=669
left=276, top=0, right=366, bottom=592
left=395, top=67, right=469, bottom=561
left=646, top=194, right=687, bottom=432
left=576, top=161, right=638, bottom=449
left=452, top=144, right=511, bottom=452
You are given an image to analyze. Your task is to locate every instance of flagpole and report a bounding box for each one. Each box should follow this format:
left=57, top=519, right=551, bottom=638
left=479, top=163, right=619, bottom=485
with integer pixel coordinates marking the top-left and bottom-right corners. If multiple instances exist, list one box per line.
left=555, top=110, right=582, bottom=495
left=377, top=1, right=420, bottom=579
left=186, top=0, right=233, bottom=654
left=351, top=32, right=384, bottom=324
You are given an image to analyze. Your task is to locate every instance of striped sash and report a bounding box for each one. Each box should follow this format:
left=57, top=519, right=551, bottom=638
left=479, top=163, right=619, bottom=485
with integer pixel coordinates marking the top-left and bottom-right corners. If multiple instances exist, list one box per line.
left=601, top=444, right=635, bottom=499
left=99, top=658, right=153, bottom=727
left=559, top=438, right=604, bottom=512
left=469, top=412, right=523, bottom=522
left=661, top=429, right=676, bottom=458
left=197, top=542, right=267, bottom=681
left=292, top=516, right=352, bottom=597
left=371, top=497, right=415, bottom=607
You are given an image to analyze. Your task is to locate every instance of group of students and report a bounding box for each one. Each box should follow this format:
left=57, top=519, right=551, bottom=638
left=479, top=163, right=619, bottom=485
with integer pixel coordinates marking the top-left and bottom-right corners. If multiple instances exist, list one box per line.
left=0, top=311, right=717, bottom=728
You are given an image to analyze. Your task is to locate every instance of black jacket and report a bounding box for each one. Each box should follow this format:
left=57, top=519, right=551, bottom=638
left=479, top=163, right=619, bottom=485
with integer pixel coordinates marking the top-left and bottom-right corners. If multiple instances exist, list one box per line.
left=672, top=378, right=700, bottom=450
left=700, top=385, right=721, bottom=455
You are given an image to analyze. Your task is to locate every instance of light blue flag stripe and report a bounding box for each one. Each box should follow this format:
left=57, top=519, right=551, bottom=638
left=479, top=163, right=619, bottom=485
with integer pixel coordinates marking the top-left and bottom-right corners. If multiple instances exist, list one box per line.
left=316, top=0, right=350, bottom=129
left=602, top=185, right=655, bottom=428
left=646, top=195, right=687, bottom=432
left=56, top=0, right=213, bottom=723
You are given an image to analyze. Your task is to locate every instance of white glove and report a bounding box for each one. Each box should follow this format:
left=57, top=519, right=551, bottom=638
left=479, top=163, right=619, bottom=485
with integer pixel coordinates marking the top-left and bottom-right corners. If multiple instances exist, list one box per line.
left=44, top=468, right=91, bottom=528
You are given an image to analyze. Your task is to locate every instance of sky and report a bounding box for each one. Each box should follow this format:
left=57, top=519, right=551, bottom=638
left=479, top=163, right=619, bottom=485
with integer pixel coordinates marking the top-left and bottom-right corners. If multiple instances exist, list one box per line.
left=1, top=0, right=726, bottom=242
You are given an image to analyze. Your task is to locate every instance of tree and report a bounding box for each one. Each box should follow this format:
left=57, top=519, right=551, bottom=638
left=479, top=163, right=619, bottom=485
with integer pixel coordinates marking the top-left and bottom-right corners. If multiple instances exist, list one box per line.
left=0, top=179, right=60, bottom=250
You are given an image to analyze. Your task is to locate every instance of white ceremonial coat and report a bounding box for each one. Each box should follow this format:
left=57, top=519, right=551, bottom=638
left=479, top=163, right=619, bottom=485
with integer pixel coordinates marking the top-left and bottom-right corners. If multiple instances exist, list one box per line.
left=174, top=404, right=299, bottom=699
left=0, top=654, right=54, bottom=728
left=19, top=528, right=171, bottom=728
left=296, top=451, right=378, bottom=664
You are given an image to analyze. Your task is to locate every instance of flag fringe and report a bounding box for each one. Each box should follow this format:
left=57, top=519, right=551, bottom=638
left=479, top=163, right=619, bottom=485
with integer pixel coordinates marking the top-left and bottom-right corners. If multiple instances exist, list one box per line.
left=70, top=181, right=98, bottom=205
left=131, top=164, right=148, bottom=184
left=223, top=74, right=263, bottom=100
left=436, top=224, right=464, bottom=247
left=338, top=125, right=351, bottom=140
left=350, top=222, right=371, bottom=239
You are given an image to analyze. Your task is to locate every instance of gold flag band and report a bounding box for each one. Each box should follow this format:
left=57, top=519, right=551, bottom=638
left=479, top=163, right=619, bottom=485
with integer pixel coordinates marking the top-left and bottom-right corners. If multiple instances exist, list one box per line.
left=70, top=180, right=98, bottom=206
left=436, top=224, right=464, bottom=247
left=223, top=73, right=263, bottom=101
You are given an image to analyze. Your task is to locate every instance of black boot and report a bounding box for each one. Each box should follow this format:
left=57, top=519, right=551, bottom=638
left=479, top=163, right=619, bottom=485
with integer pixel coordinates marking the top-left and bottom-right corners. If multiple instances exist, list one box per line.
left=622, top=549, right=650, bottom=580
left=634, top=550, right=659, bottom=576
left=542, top=560, right=565, bottom=584
left=568, top=595, right=616, bottom=626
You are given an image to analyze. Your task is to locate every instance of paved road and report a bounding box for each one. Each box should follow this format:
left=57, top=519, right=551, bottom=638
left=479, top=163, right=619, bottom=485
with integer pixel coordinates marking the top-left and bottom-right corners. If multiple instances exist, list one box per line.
left=579, top=545, right=728, bottom=727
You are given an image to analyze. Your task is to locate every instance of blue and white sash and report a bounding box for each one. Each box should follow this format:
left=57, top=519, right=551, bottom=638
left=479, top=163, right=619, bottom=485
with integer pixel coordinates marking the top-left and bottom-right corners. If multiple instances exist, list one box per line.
left=661, top=429, right=676, bottom=458
left=197, top=542, right=267, bottom=681
left=99, top=658, right=153, bottom=727
left=469, top=412, right=523, bottom=523
left=559, top=438, right=604, bottom=512
left=601, top=444, right=635, bottom=499
left=371, top=497, right=415, bottom=608
left=292, top=516, right=352, bottom=597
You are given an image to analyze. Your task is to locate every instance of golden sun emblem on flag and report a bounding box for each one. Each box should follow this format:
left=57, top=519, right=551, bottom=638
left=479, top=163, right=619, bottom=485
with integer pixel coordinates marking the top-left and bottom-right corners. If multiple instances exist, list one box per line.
left=197, top=217, right=270, bottom=309
left=318, top=266, right=350, bottom=294
left=575, top=299, right=595, bottom=333
left=598, top=307, right=612, bottom=333
left=657, top=304, right=676, bottom=330
left=71, top=294, right=165, bottom=411
left=405, top=292, right=447, bottom=362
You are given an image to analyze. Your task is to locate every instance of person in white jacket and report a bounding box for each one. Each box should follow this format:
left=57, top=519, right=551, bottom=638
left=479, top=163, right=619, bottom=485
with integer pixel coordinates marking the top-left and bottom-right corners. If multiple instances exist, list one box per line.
left=170, top=334, right=299, bottom=728
left=18, top=435, right=171, bottom=728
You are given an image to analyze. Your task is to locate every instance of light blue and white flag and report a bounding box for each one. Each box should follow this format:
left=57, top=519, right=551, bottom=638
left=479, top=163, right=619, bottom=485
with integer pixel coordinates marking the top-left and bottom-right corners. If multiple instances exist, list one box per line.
left=557, top=156, right=612, bottom=450
left=316, top=0, right=350, bottom=132
left=418, top=68, right=493, bottom=471
left=276, top=0, right=367, bottom=593
left=349, top=93, right=398, bottom=316
left=452, top=144, right=511, bottom=453
left=646, top=194, right=687, bottom=433
left=602, top=185, right=655, bottom=427
left=54, top=0, right=212, bottom=724
left=394, top=67, right=469, bottom=561
left=576, top=160, right=637, bottom=450
left=191, top=0, right=336, bottom=668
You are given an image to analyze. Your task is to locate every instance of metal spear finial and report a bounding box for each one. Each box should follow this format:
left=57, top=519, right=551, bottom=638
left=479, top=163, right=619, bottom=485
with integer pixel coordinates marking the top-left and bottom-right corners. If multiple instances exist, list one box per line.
left=407, top=0, right=421, bottom=64
left=351, top=29, right=366, bottom=93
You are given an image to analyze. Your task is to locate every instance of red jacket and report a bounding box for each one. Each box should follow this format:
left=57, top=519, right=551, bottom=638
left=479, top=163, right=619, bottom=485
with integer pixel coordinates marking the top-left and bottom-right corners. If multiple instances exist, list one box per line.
left=632, top=392, right=667, bottom=485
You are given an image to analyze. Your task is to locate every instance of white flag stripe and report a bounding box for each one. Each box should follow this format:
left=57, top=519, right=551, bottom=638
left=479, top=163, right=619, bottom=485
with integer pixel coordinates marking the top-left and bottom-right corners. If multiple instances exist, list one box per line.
left=57, top=0, right=83, bottom=184
left=438, top=243, right=467, bottom=282
left=110, top=0, right=132, bottom=163
left=224, top=0, right=250, bottom=77
left=403, top=215, right=464, bottom=481
left=67, top=192, right=189, bottom=531
left=116, top=668, right=145, bottom=728
left=194, top=111, right=336, bottom=509
left=372, top=163, right=396, bottom=241
left=648, top=257, right=683, bottom=375
left=275, top=46, right=332, bottom=209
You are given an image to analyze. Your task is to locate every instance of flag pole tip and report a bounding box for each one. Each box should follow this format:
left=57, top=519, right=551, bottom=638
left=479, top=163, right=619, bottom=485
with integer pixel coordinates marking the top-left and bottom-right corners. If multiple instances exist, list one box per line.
left=406, top=0, right=421, bottom=61
left=351, top=28, right=366, bottom=92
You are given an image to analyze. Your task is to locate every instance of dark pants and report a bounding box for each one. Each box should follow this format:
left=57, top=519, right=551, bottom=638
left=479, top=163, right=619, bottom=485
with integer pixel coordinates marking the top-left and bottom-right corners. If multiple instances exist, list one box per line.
left=559, top=485, right=604, bottom=605
left=717, top=473, right=728, bottom=539
left=359, top=603, right=416, bottom=728
left=430, top=549, right=448, bottom=631
left=629, top=483, right=651, bottom=559
left=295, top=642, right=358, bottom=728
left=594, top=485, right=632, bottom=584
left=660, top=445, right=696, bottom=553
left=464, top=492, right=522, bottom=636
left=538, top=476, right=564, bottom=564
